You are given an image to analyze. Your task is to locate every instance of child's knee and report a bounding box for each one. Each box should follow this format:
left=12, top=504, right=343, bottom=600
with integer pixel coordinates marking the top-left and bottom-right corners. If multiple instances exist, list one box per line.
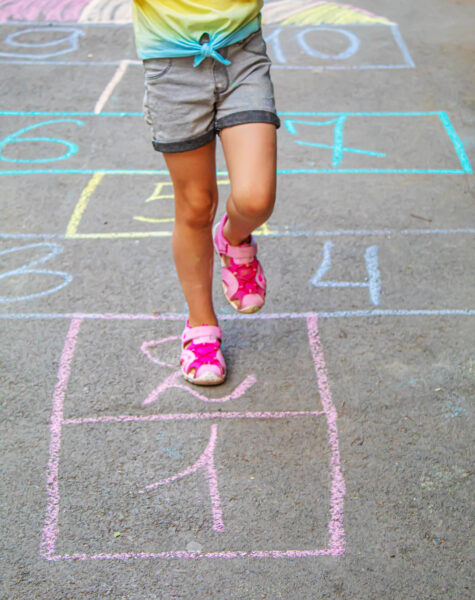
left=232, top=184, right=275, bottom=220
left=175, top=186, right=218, bottom=228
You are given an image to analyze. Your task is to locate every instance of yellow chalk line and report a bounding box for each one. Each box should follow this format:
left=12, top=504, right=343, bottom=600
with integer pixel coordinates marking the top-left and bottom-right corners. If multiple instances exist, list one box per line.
left=66, top=232, right=173, bottom=239
left=66, top=225, right=279, bottom=239
left=65, top=172, right=105, bottom=238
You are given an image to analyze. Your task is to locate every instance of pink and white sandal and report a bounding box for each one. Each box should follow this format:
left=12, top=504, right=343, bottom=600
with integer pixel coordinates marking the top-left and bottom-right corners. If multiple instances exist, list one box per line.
left=180, top=320, right=226, bottom=386
left=213, top=214, right=266, bottom=314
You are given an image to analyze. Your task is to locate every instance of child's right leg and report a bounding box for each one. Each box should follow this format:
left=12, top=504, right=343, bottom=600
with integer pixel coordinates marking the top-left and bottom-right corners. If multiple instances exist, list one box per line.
left=163, top=140, right=226, bottom=386
left=163, top=140, right=219, bottom=328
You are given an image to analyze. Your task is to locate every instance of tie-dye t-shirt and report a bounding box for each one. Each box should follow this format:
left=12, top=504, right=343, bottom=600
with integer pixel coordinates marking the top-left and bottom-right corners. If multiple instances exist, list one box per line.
left=132, top=0, right=263, bottom=66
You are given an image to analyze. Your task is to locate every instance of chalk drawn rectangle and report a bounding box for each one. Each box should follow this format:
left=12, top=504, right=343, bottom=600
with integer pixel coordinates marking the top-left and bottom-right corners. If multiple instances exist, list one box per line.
left=265, top=25, right=414, bottom=70
left=0, top=111, right=471, bottom=175
left=40, top=316, right=345, bottom=560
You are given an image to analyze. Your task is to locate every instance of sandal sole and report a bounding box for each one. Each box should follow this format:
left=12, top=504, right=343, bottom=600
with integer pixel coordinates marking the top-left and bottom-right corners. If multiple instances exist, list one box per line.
left=221, top=281, right=264, bottom=314
left=181, top=366, right=226, bottom=386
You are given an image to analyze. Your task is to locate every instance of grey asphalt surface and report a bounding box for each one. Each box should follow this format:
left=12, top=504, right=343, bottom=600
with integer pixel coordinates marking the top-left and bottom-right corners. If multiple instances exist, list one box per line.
left=1, top=1, right=474, bottom=599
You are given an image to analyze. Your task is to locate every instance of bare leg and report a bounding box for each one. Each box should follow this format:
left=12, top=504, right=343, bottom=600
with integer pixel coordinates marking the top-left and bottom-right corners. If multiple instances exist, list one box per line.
left=219, top=122, right=277, bottom=246
left=163, top=140, right=219, bottom=327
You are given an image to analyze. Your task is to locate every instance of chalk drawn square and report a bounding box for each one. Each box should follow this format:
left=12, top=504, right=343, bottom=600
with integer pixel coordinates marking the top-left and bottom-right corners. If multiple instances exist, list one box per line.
left=264, top=24, right=414, bottom=70
left=0, top=24, right=132, bottom=64
left=61, top=318, right=324, bottom=417
left=40, top=316, right=345, bottom=560
left=53, top=417, right=331, bottom=556
left=63, top=173, right=230, bottom=239
left=66, top=172, right=176, bottom=238
left=279, top=112, right=472, bottom=174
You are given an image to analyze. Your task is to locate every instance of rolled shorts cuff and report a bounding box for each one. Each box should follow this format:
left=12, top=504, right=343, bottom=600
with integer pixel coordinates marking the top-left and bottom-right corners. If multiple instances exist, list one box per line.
left=216, top=110, right=281, bottom=132
left=152, top=128, right=216, bottom=154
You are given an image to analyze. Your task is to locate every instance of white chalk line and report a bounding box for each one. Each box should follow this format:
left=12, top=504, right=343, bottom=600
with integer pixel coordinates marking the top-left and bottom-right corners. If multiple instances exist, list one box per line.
left=1, top=229, right=474, bottom=240
left=93, top=59, right=130, bottom=114
left=1, top=309, right=474, bottom=320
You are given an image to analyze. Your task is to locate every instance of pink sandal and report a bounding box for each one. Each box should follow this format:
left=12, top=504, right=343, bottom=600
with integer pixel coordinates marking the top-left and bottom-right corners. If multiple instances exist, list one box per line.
left=213, top=214, right=266, bottom=314
left=180, top=321, right=226, bottom=386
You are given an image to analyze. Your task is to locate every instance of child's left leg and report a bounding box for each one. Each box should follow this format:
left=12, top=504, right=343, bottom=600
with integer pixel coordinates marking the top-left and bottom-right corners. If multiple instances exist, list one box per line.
left=213, top=122, right=277, bottom=313
left=219, top=122, right=277, bottom=245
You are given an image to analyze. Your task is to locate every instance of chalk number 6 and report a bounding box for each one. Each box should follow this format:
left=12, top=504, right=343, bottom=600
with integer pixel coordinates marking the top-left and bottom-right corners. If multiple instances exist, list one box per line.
left=0, top=119, right=83, bottom=163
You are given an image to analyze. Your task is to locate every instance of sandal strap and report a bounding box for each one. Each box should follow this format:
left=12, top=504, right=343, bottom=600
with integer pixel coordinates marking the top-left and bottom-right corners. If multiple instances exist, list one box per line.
left=182, top=324, right=222, bottom=344
left=220, top=239, right=256, bottom=261
left=214, top=214, right=257, bottom=260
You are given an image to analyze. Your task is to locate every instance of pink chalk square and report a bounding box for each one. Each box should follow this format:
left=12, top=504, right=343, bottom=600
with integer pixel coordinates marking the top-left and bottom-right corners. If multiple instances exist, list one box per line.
left=53, top=417, right=331, bottom=555
left=61, top=318, right=327, bottom=418
left=41, top=316, right=345, bottom=560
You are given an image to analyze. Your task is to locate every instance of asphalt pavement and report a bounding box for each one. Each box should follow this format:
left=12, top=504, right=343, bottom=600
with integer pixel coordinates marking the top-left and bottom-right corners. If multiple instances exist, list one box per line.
left=1, top=1, right=474, bottom=598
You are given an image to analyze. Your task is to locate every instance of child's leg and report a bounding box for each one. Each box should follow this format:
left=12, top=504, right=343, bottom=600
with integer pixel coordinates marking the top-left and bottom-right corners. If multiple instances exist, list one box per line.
left=219, top=123, right=277, bottom=245
left=163, top=140, right=219, bottom=327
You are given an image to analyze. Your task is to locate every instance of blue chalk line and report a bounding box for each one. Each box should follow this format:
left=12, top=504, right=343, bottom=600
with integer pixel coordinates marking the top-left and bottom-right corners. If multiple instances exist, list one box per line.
left=1, top=229, right=474, bottom=240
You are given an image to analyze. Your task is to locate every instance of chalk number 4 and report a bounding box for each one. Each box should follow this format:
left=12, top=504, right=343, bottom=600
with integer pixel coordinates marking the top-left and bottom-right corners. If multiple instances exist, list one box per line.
left=311, top=241, right=381, bottom=305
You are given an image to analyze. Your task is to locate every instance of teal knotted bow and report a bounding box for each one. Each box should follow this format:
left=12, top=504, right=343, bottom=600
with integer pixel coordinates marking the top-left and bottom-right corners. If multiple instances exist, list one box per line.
left=193, top=41, right=231, bottom=67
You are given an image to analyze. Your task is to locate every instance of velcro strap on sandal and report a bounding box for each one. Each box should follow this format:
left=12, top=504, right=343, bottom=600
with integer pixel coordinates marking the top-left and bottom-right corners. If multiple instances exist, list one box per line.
left=182, top=325, right=222, bottom=344
left=222, top=239, right=256, bottom=260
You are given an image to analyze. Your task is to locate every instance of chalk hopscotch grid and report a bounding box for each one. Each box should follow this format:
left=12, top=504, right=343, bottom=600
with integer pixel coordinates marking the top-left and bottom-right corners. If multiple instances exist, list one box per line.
left=40, top=315, right=345, bottom=561
left=0, top=0, right=465, bottom=571
left=0, top=4, right=469, bottom=562
left=0, top=111, right=471, bottom=175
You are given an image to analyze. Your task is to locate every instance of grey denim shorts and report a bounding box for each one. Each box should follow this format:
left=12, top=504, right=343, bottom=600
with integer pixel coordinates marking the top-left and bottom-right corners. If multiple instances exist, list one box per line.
left=142, top=29, right=280, bottom=153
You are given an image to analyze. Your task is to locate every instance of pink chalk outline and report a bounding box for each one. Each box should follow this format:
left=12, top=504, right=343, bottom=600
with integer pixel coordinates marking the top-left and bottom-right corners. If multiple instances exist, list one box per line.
left=62, top=411, right=324, bottom=425
left=40, top=314, right=346, bottom=560
left=40, top=316, right=82, bottom=560
left=140, top=337, right=257, bottom=405
left=138, top=424, right=224, bottom=532
left=0, top=0, right=92, bottom=22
